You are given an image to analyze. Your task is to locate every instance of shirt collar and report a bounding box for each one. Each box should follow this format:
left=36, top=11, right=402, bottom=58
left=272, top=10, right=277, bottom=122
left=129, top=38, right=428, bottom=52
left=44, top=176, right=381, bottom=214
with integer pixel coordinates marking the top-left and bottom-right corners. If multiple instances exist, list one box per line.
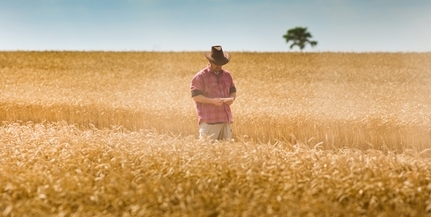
left=206, top=64, right=223, bottom=74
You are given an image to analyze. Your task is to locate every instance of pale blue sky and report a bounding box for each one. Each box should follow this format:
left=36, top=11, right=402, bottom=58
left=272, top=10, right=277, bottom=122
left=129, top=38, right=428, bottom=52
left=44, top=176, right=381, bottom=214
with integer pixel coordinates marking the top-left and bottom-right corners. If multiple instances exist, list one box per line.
left=1, top=0, right=430, bottom=52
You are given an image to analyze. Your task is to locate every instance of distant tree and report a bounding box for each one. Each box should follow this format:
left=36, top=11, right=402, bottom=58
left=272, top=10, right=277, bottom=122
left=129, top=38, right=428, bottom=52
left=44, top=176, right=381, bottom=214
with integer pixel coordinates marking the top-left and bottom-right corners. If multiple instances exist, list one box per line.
left=283, top=27, right=318, bottom=51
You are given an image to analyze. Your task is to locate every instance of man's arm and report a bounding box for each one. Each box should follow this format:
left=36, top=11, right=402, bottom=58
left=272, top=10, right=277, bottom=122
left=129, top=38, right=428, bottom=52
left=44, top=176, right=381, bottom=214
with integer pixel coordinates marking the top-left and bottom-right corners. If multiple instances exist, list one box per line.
left=192, top=95, right=224, bottom=106
left=221, top=92, right=236, bottom=106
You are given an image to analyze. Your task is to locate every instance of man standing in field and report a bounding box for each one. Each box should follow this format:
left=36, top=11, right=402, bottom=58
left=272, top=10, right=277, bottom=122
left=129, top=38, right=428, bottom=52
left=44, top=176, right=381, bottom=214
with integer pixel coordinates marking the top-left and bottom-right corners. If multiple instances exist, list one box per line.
left=190, top=45, right=236, bottom=141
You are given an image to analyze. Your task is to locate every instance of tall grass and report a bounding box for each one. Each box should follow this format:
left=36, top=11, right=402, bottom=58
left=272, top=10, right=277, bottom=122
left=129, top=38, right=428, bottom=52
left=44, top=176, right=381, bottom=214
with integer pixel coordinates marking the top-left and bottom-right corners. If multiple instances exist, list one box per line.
left=1, top=51, right=430, bottom=150
left=1, top=51, right=431, bottom=216
left=1, top=122, right=431, bottom=216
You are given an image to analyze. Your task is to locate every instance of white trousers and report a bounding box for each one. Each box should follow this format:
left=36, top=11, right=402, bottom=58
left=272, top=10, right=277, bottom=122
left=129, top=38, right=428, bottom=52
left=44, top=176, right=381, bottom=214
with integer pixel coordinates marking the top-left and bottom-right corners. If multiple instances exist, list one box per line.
left=199, top=122, right=232, bottom=141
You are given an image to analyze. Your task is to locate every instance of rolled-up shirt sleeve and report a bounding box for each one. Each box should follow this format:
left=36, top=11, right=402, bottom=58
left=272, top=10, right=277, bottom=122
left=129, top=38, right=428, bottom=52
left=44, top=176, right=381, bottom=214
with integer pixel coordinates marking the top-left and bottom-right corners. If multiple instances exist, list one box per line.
left=229, top=86, right=236, bottom=94
left=191, top=74, right=204, bottom=97
left=191, top=89, right=203, bottom=97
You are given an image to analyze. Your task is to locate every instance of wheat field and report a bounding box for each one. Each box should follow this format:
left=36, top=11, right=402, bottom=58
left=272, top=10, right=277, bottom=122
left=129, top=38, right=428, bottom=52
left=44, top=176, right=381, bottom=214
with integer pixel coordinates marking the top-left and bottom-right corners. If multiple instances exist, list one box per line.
left=1, top=51, right=431, bottom=216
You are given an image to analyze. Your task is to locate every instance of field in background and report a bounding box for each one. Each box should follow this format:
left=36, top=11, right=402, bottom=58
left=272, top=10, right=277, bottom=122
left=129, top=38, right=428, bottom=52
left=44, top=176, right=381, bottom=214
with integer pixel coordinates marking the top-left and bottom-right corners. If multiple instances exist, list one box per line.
left=1, top=51, right=431, bottom=216
left=1, top=51, right=431, bottom=150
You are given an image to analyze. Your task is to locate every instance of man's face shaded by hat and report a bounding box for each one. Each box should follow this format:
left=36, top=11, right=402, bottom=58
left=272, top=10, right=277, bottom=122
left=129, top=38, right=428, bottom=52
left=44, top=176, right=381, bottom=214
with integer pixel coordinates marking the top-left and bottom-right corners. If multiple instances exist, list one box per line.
left=204, top=45, right=230, bottom=66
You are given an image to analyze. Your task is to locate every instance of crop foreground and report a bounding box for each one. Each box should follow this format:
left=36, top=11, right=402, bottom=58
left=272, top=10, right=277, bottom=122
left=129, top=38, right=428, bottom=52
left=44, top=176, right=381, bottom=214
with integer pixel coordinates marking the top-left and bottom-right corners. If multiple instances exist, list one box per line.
left=1, top=122, right=431, bottom=216
left=1, top=51, right=431, bottom=216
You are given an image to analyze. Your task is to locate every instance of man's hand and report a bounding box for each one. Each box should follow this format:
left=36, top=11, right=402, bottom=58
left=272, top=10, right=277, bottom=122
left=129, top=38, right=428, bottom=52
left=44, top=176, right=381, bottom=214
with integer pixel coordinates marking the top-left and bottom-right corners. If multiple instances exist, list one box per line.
left=212, top=98, right=224, bottom=106
left=221, top=97, right=235, bottom=106
left=193, top=95, right=234, bottom=106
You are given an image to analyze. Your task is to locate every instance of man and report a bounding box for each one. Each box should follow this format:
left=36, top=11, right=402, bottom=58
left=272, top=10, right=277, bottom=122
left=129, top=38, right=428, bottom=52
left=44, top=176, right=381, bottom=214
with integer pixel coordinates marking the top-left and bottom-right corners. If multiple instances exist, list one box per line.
left=190, top=45, right=236, bottom=141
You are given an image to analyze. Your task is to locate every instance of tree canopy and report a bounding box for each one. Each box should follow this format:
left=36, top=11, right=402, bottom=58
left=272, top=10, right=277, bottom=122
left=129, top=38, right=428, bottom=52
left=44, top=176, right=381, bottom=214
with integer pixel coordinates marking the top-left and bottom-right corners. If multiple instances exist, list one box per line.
left=283, top=27, right=318, bottom=51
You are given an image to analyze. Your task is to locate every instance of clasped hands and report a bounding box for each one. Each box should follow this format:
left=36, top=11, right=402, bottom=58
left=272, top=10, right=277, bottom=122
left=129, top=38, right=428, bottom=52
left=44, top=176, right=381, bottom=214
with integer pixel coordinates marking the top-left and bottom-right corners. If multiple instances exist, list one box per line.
left=212, top=97, right=235, bottom=106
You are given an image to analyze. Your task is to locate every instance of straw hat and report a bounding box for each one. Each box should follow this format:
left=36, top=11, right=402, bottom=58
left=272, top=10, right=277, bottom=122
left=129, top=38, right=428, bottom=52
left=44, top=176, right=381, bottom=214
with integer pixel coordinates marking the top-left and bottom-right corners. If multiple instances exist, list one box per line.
left=204, top=45, right=230, bottom=65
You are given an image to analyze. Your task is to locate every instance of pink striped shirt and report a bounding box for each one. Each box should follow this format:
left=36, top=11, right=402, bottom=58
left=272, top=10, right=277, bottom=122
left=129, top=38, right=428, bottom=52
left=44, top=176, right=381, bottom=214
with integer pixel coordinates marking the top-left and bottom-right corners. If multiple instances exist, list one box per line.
left=190, top=65, right=236, bottom=124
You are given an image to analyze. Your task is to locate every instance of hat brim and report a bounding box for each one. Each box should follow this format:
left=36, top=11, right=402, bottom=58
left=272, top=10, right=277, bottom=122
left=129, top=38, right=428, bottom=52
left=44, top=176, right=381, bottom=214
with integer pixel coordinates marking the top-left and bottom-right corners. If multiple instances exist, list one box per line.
left=204, top=53, right=230, bottom=65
